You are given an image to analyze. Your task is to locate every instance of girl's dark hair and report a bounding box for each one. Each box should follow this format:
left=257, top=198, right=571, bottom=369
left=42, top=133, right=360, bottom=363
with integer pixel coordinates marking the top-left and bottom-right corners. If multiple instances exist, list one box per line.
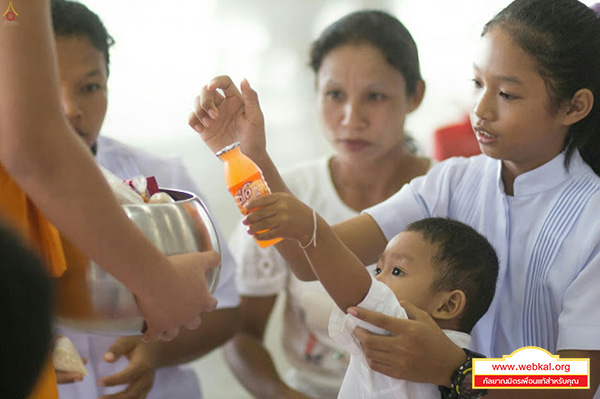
left=406, top=218, right=499, bottom=333
left=483, top=0, right=600, bottom=175
left=51, top=0, right=115, bottom=76
left=309, top=10, right=422, bottom=96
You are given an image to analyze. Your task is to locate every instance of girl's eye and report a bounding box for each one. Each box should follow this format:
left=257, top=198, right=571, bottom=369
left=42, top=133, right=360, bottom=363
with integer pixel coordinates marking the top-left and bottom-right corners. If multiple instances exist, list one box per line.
left=472, top=79, right=483, bottom=89
left=499, top=91, right=517, bottom=100
left=375, top=267, right=382, bottom=275
left=392, top=267, right=404, bottom=276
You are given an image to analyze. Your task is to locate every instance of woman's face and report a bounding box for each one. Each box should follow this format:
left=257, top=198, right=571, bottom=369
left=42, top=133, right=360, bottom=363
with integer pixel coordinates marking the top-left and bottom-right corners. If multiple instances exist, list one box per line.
left=471, top=27, right=569, bottom=176
left=316, top=43, right=420, bottom=163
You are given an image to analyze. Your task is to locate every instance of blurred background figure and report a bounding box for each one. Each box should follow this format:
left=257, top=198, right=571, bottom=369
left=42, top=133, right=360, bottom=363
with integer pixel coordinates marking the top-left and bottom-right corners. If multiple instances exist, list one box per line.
left=0, top=222, right=54, bottom=399
left=50, top=1, right=240, bottom=398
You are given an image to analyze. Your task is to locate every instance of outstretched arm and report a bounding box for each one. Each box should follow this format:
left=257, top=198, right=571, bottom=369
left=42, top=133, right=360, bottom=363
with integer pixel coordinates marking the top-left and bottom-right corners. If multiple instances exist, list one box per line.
left=244, top=193, right=372, bottom=311
left=189, top=77, right=388, bottom=281
left=0, top=0, right=218, bottom=342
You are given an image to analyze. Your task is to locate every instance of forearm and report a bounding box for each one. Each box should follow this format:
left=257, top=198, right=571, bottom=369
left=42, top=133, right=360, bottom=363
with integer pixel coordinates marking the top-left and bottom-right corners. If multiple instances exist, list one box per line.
left=248, top=153, right=318, bottom=281
left=0, top=1, right=170, bottom=296
left=151, top=308, right=240, bottom=368
left=224, top=332, right=301, bottom=399
left=302, top=214, right=372, bottom=311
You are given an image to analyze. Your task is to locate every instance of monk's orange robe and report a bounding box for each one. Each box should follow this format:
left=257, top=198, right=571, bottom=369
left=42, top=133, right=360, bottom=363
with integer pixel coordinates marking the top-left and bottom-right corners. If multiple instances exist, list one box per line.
left=0, top=164, right=67, bottom=399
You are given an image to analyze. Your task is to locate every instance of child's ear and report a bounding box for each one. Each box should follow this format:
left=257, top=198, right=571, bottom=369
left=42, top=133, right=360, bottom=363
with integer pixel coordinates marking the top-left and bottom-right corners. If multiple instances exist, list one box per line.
left=562, top=88, right=594, bottom=126
left=432, top=290, right=466, bottom=321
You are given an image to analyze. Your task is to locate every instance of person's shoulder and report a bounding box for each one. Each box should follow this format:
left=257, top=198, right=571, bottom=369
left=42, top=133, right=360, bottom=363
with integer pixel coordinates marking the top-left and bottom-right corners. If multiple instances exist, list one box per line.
left=573, top=152, right=600, bottom=185
left=428, top=154, right=494, bottom=178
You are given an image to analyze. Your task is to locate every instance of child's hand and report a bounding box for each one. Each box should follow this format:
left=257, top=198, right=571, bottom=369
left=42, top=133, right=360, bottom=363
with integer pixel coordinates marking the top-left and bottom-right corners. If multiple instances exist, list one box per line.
left=188, top=76, right=266, bottom=160
left=243, top=193, right=315, bottom=246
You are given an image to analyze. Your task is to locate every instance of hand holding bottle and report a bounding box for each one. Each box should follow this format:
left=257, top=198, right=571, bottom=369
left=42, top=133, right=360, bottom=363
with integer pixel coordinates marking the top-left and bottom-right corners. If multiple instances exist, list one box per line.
left=217, top=142, right=282, bottom=248
left=242, top=192, right=316, bottom=247
left=189, top=77, right=266, bottom=161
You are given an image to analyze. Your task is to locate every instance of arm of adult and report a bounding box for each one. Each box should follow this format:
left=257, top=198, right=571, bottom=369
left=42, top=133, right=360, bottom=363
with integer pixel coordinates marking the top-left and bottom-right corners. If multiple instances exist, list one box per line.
left=96, top=307, right=239, bottom=399
left=349, top=304, right=600, bottom=398
left=224, top=296, right=312, bottom=399
left=189, top=77, right=388, bottom=280
left=0, top=0, right=218, bottom=342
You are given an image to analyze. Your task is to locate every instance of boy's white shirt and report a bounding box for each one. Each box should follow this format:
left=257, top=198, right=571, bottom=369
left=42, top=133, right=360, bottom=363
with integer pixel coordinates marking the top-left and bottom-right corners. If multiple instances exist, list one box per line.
left=329, top=276, right=471, bottom=399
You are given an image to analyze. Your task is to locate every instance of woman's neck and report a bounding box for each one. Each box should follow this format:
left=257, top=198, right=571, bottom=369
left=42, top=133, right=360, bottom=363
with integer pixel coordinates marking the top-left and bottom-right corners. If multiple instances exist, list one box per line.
left=329, top=151, right=429, bottom=212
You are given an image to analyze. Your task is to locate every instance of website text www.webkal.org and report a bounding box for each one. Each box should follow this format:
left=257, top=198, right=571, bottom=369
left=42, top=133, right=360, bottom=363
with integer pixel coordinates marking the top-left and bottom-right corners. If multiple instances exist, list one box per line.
left=473, top=347, right=589, bottom=389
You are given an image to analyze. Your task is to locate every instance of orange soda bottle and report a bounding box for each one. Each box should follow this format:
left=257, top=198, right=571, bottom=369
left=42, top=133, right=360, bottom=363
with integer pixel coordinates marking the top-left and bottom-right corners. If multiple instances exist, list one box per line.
left=216, top=142, right=282, bottom=248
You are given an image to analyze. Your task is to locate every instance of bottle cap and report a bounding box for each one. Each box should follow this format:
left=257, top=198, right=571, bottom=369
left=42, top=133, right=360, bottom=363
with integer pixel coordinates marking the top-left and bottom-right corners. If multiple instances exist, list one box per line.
left=215, top=142, right=240, bottom=157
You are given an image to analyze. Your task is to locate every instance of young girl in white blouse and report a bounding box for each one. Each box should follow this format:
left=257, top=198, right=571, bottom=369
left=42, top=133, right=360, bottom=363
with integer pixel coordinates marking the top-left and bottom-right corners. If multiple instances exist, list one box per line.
left=190, top=0, right=600, bottom=396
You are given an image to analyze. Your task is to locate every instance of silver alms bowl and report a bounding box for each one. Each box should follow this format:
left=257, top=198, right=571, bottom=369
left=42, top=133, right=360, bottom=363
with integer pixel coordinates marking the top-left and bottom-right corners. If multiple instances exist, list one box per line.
left=54, top=189, right=220, bottom=335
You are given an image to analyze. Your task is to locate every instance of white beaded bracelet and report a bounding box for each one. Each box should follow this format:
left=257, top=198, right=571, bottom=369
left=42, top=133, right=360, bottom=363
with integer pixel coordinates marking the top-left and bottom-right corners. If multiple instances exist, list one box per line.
left=299, top=209, right=317, bottom=249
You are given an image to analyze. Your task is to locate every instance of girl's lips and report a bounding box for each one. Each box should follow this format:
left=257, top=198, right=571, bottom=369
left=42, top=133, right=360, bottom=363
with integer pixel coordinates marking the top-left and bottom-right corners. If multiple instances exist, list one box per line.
left=474, top=127, right=498, bottom=145
left=340, top=139, right=370, bottom=151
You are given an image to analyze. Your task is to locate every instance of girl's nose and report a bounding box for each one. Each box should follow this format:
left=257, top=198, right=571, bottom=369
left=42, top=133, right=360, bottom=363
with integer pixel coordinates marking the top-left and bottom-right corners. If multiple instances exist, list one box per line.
left=472, top=90, right=495, bottom=121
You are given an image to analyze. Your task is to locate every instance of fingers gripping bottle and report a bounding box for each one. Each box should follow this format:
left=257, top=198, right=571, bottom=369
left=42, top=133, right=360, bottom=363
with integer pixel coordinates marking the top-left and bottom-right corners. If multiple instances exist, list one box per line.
left=216, top=142, right=282, bottom=248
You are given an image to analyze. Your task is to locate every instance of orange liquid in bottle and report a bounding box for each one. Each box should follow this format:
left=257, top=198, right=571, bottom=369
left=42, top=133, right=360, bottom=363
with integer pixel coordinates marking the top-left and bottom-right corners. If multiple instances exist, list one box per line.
left=216, top=142, right=282, bottom=248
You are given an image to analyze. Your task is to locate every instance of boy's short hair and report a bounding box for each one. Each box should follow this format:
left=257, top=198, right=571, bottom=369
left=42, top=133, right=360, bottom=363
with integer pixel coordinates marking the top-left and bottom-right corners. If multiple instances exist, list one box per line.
left=0, top=223, right=54, bottom=399
left=405, top=218, right=499, bottom=333
left=51, top=0, right=114, bottom=75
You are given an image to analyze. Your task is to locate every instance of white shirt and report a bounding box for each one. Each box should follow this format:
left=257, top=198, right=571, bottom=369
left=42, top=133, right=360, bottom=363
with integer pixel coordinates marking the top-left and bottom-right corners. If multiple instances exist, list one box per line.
left=365, top=151, right=600, bottom=360
left=229, top=156, right=357, bottom=398
left=58, top=136, right=239, bottom=399
left=329, top=277, right=471, bottom=399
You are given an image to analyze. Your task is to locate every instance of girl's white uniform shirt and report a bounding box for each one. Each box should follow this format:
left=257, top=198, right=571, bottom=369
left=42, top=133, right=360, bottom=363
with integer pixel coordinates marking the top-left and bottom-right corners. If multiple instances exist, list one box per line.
left=365, top=151, right=600, bottom=363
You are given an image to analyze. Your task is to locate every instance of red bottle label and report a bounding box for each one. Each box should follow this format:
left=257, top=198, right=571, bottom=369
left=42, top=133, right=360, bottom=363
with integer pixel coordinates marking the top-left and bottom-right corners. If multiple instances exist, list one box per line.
left=227, top=172, right=270, bottom=215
